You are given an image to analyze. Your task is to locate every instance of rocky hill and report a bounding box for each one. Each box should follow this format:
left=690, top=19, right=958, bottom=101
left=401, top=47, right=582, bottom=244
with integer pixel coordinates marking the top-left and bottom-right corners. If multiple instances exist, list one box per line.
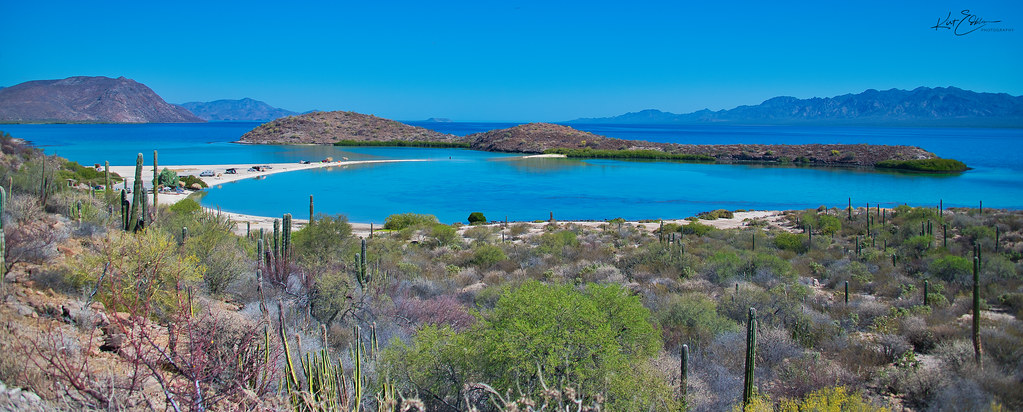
left=468, top=123, right=938, bottom=167
left=570, top=87, right=1023, bottom=126
left=238, top=111, right=462, bottom=144
left=0, top=76, right=203, bottom=123
left=178, top=98, right=297, bottom=122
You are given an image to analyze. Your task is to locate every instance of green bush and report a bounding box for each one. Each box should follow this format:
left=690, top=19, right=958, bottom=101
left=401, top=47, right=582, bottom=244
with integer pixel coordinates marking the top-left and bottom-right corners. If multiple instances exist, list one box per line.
left=292, top=215, right=355, bottom=266
left=429, top=223, right=458, bottom=247
left=929, top=255, right=972, bottom=284
left=467, top=212, right=487, bottom=225
left=698, top=209, right=734, bottom=220
left=537, top=230, right=579, bottom=255
left=157, top=168, right=178, bottom=187
left=471, top=244, right=506, bottom=267
left=169, top=198, right=202, bottom=215
left=180, top=175, right=208, bottom=188
left=544, top=147, right=714, bottom=162
left=774, top=232, right=809, bottom=253
left=682, top=221, right=715, bottom=236
left=384, top=281, right=672, bottom=410
left=383, top=212, right=439, bottom=230
left=657, top=292, right=739, bottom=349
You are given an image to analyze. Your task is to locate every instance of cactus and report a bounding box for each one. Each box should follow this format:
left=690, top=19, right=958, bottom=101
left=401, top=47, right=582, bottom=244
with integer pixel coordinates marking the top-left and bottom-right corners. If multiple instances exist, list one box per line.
left=120, top=189, right=128, bottom=230
left=282, top=213, right=292, bottom=265
left=943, top=224, right=948, bottom=248
left=680, top=344, right=689, bottom=405
left=924, top=280, right=929, bottom=306
left=360, top=237, right=368, bottom=284
left=277, top=300, right=302, bottom=405
left=847, top=197, right=852, bottom=220
left=751, top=230, right=755, bottom=250
left=128, top=153, right=143, bottom=232
left=273, top=219, right=280, bottom=263
left=104, top=161, right=111, bottom=195
left=152, top=150, right=158, bottom=215
left=973, top=255, right=983, bottom=367
left=979, top=200, right=983, bottom=215
left=246, top=221, right=251, bottom=238
left=309, top=195, right=314, bottom=224
left=0, top=187, right=5, bottom=278
left=995, top=226, right=1000, bottom=252
left=742, top=308, right=757, bottom=407
left=845, top=280, right=849, bottom=304
left=181, top=227, right=188, bottom=245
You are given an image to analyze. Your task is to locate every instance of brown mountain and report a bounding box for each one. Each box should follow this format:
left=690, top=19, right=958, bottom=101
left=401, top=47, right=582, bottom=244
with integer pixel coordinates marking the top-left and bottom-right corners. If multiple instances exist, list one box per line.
left=239, top=111, right=461, bottom=144
left=0, top=76, right=203, bottom=123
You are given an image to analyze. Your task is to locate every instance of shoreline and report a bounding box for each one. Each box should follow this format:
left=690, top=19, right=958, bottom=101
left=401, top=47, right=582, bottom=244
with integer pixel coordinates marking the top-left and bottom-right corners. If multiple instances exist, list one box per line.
left=211, top=209, right=790, bottom=238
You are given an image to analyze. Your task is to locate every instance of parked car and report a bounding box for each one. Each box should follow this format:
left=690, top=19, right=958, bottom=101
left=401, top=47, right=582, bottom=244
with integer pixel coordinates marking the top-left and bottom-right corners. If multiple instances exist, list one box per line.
left=199, top=170, right=215, bottom=177
left=225, top=168, right=237, bottom=174
left=299, top=160, right=310, bottom=164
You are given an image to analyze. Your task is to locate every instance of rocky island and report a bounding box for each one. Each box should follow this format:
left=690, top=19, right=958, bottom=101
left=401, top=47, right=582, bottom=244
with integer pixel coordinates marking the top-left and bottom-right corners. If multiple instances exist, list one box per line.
left=239, top=112, right=966, bottom=172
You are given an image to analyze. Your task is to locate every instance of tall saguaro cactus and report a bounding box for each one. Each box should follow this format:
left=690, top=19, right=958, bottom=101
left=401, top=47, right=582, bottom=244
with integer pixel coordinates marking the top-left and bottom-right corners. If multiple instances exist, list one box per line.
left=152, top=150, right=159, bottom=216
left=309, top=195, right=314, bottom=224
left=973, top=255, right=983, bottom=367
left=0, top=187, right=6, bottom=279
left=128, top=153, right=144, bottom=232
left=742, top=308, right=757, bottom=407
left=104, top=161, right=111, bottom=196
left=680, top=344, right=689, bottom=405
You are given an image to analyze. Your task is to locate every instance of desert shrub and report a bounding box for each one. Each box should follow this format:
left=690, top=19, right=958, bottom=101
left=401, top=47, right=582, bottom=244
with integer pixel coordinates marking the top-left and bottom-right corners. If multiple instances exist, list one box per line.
left=4, top=194, right=70, bottom=269
left=656, top=292, right=739, bottom=350
left=179, top=175, right=208, bottom=189
left=395, top=295, right=475, bottom=331
left=471, top=244, right=506, bottom=267
left=67, top=229, right=201, bottom=317
left=428, top=223, right=458, bottom=247
left=169, top=198, right=202, bottom=215
left=683, top=221, right=715, bottom=236
left=182, top=213, right=249, bottom=295
left=508, top=223, right=530, bottom=236
left=536, top=230, right=579, bottom=255
left=157, top=168, right=178, bottom=187
left=383, top=281, right=674, bottom=410
left=929, top=255, right=972, bottom=284
left=383, top=212, right=438, bottom=230
left=774, top=232, right=808, bottom=254
left=467, top=212, right=486, bottom=225
left=705, top=251, right=744, bottom=284
left=309, top=271, right=355, bottom=325
left=291, top=214, right=356, bottom=267
left=699, top=209, right=734, bottom=220
left=463, top=225, right=494, bottom=244
left=777, top=386, right=885, bottom=411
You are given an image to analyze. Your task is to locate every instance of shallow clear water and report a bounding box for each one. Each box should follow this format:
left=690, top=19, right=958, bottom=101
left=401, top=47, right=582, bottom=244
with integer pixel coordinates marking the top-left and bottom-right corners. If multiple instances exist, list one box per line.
left=3, top=122, right=1021, bottom=223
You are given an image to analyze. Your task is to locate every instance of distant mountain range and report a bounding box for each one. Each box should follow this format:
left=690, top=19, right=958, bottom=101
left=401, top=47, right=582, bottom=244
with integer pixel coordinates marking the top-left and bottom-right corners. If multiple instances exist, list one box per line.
left=0, top=76, right=203, bottom=123
left=178, top=98, right=298, bottom=122
left=568, top=87, right=1023, bottom=127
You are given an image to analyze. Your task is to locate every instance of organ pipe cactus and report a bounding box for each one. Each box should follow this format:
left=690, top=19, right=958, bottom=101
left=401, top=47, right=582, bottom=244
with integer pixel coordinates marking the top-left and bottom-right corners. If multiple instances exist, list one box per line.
left=309, top=195, right=314, bottom=224
left=742, top=308, right=757, bottom=407
left=924, top=280, right=929, bottom=306
left=120, top=189, right=129, bottom=230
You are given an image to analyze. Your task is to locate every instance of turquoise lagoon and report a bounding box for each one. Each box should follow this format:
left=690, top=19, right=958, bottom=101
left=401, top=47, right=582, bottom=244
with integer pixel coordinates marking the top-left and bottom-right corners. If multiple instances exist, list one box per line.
left=3, top=122, right=1021, bottom=223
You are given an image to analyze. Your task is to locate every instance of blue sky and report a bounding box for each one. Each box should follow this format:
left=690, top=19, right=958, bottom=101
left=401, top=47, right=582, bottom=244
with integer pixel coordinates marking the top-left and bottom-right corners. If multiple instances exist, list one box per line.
left=1, top=0, right=1021, bottom=121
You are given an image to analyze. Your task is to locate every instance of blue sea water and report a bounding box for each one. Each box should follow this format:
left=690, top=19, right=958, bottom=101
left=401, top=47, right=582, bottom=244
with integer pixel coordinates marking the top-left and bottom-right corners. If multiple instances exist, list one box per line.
left=2, top=122, right=1021, bottom=223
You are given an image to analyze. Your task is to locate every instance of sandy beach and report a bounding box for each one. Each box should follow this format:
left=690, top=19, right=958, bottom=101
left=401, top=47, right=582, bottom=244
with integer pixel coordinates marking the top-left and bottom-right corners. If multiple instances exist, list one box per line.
left=108, top=158, right=429, bottom=206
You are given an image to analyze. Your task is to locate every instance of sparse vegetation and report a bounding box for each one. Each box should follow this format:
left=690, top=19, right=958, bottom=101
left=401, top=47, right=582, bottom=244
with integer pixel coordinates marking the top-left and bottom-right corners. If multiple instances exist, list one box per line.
left=876, top=158, right=969, bottom=172
left=0, top=132, right=1019, bottom=411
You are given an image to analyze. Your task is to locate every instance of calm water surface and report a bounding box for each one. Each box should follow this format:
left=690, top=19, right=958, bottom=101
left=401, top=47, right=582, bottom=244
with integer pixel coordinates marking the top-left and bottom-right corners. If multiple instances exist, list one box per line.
left=3, top=122, right=1020, bottom=223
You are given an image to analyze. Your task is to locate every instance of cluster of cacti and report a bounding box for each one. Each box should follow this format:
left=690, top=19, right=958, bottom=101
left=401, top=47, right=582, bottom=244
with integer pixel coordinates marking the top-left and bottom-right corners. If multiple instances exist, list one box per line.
left=742, top=308, right=757, bottom=407
left=259, top=215, right=293, bottom=283
left=355, top=238, right=370, bottom=286
left=278, top=298, right=386, bottom=411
